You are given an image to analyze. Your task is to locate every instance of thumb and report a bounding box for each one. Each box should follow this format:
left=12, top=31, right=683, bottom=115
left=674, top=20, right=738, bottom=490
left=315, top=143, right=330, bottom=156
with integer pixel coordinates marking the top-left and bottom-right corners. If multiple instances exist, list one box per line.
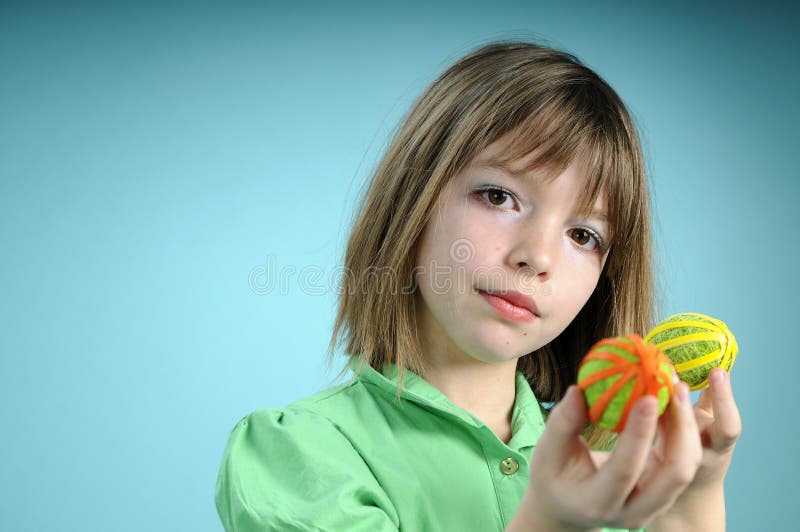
left=537, top=385, right=588, bottom=460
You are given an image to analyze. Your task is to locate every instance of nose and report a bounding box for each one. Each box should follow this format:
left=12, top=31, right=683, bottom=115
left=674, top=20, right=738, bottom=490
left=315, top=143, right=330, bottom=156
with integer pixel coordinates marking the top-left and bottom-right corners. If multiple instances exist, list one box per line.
left=507, top=220, right=556, bottom=282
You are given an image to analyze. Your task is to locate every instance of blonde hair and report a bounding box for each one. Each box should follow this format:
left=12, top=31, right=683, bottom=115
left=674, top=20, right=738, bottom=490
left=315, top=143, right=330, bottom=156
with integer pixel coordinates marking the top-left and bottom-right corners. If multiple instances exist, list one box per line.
left=326, top=40, right=655, bottom=449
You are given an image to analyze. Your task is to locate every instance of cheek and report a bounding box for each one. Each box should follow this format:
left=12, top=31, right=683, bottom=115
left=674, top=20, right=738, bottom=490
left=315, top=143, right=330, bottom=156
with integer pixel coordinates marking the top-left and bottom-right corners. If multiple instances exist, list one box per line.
left=564, top=244, right=606, bottom=277
left=431, top=223, right=489, bottom=272
left=559, top=260, right=602, bottom=300
left=573, top=275, right=602, bottom=310
left=415, top=224, right=451, bottom=271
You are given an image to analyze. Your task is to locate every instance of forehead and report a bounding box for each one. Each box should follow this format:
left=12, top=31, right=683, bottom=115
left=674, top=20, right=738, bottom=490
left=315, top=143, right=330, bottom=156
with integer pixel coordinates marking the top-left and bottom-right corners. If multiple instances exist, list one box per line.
left=471, top=136, right=574, bottom=178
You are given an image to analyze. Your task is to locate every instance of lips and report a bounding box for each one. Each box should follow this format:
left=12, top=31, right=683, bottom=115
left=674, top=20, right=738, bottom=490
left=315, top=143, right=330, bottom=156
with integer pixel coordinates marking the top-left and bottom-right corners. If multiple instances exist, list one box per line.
left=478, top=289, right=540, bottom=317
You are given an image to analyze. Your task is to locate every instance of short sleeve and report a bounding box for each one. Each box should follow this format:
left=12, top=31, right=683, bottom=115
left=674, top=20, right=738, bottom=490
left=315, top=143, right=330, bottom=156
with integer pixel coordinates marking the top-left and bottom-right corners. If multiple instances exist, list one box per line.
left=214, top=408, right=400, bottom=532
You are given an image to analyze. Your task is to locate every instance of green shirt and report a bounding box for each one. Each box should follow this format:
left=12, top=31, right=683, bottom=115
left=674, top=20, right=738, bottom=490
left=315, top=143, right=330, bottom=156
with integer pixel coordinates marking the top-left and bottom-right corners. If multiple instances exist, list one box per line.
left=215, top=357, right=644, bottom=531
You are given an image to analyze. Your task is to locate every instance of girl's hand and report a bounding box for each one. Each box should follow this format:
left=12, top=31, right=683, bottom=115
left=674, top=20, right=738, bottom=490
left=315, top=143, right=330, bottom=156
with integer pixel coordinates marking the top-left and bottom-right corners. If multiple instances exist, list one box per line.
left=647, top=367, right=741, bottom=487
left=511, top=381, right=702, bottom=532
left=686, top=367, right=741, bottom=486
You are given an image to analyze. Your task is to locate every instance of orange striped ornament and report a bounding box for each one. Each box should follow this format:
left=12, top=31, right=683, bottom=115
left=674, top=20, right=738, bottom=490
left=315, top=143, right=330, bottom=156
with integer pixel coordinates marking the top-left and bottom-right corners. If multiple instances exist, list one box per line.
left=577, top=334, right=675, bottom=433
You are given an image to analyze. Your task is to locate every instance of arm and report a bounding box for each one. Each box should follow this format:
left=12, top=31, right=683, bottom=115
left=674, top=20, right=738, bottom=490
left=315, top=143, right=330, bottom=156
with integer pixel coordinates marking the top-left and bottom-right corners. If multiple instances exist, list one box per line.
left=646, top=483, right=725, bottom=531
left=646, top=368, right=741, bottom=532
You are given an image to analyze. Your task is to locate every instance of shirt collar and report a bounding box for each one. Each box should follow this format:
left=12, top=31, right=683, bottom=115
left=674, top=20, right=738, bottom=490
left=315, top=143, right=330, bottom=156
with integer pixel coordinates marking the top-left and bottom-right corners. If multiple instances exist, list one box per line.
left=347, top=357, right=545, bottom=451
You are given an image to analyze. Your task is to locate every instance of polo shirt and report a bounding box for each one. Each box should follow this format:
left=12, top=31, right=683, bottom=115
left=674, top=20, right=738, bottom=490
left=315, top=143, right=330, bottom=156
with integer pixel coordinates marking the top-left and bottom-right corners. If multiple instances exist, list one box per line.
left=215, top=357, right=644, bottom=531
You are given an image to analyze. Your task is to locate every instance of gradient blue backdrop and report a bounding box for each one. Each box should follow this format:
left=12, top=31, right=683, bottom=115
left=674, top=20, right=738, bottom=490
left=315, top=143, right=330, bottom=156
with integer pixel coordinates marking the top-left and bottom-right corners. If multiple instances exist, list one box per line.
left=2, top=1, right=797, bottom=530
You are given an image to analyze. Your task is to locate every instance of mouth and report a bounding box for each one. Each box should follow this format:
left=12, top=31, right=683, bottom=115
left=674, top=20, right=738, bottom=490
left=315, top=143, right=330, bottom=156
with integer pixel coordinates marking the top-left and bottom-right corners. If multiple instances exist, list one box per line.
left=477, top=289, right=539, bottom=322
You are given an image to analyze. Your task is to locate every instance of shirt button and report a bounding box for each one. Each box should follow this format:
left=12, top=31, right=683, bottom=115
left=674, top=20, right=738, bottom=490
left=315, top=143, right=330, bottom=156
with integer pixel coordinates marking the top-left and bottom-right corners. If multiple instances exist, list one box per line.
left=500, top=457, right=519, bottom=475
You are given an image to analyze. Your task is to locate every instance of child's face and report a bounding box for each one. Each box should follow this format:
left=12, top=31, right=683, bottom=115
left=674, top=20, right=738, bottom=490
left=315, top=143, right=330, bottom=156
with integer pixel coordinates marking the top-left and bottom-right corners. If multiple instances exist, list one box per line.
left=414, top=140, right=611, bottom=367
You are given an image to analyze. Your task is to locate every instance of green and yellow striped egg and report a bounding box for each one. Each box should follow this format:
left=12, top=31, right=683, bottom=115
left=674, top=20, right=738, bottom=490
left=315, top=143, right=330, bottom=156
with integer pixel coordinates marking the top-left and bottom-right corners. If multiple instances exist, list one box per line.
left=644, top=312, right=738, bottom=391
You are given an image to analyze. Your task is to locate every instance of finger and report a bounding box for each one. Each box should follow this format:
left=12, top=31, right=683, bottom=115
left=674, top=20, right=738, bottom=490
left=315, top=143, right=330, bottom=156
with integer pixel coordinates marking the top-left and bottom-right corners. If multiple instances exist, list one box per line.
left=694, top=385, right=713, bottom=414
left=624, top=382, right=702, bottom=517
left=592, top=395, right=659, bottom=509
left=632, top=414, right=667, bottom=489
left=707, top=368, right=742, bottom=451
left=651, top=413, right=668, bottom=461
left=535, top=386, right=589, bottom=468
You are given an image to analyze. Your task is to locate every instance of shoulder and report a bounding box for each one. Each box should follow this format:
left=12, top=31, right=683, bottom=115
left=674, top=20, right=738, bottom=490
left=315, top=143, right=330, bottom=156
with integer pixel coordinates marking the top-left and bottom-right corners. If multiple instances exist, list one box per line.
left=216, top=378, right=384, bottom=484
left=220, top=407, right=343, bottom=457
left=215, top=395, right=400, bottom=531
left=216, top=372, right=370, bottom=478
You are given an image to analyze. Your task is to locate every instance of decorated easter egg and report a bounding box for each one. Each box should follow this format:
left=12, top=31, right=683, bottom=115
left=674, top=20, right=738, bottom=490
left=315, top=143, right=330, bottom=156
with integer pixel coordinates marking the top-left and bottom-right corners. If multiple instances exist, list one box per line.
left=577, top=334, right=675, bottom=433
left=644, top=312, right=738, bottom=391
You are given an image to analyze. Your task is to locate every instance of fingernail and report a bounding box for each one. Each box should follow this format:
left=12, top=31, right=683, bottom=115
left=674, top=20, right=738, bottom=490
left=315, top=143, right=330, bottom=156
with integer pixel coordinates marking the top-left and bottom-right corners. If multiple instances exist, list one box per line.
left=711, top=369, right=725, bottom=387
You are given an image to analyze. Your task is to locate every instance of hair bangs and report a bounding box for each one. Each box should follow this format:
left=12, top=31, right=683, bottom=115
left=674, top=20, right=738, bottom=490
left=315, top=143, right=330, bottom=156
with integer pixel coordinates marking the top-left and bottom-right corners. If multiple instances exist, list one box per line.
left=479, top=84, right=629, bottom=252
left=488, top=93, right=589, bottom=182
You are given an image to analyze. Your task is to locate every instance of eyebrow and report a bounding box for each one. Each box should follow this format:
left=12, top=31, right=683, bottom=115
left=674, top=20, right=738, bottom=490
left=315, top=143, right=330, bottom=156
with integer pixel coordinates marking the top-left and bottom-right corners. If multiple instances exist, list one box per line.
left=474, top=160, right=527, bottom=177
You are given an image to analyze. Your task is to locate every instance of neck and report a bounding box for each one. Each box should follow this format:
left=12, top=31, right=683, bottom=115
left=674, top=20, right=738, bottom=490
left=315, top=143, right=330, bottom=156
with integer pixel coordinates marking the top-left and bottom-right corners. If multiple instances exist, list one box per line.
left=421, top=358, right=517, bottom=443
left=414, top=293, right=519, bottom=444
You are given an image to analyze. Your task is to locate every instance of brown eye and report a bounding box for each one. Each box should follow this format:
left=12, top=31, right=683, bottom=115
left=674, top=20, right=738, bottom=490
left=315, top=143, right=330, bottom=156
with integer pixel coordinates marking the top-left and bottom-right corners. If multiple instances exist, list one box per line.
left=476, top=186, right=516, bottom=209
left=487, top=190, right=507, bottom=205
left=573, top=229, right=591, bottom=245
left=570, top=228, right=604, bottom=252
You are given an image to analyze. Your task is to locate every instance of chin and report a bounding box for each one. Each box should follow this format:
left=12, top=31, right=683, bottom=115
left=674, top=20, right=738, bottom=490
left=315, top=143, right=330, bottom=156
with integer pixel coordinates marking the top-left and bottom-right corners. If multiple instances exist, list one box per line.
left=461, top=339, right=529, bottom=365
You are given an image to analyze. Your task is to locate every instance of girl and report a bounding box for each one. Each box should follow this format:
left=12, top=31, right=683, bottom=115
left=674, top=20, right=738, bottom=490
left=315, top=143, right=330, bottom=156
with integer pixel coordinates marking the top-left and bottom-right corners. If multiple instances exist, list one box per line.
left=215, top=41, right=741, bottom=531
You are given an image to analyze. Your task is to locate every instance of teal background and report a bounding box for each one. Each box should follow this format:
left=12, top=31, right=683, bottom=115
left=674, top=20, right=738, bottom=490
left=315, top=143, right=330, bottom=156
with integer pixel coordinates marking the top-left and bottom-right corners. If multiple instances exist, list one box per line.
left=1, top=1, right=796, bottom=530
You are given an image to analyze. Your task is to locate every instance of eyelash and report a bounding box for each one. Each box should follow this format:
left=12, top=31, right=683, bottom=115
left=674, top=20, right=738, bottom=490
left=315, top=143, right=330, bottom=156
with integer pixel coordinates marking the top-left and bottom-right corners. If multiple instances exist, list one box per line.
left=473, top=186, right=607, bottom=252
